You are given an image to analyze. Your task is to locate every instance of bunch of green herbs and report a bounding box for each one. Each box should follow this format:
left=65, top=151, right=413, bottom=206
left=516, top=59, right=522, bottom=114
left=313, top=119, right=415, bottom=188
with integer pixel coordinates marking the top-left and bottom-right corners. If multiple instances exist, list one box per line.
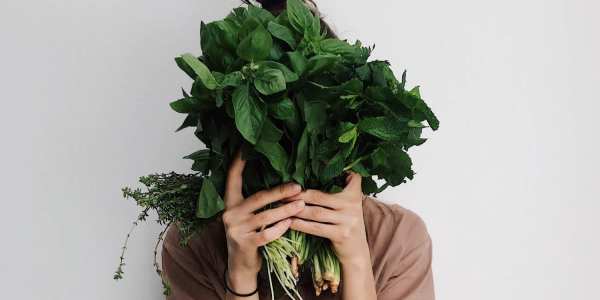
left=115, top=0, right=439, bottom=298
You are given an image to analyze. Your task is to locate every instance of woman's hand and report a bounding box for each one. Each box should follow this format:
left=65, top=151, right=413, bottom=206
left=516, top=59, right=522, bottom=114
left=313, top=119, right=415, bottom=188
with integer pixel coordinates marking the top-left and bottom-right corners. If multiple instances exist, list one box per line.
left=286, top=172, right=377, bottom=300
left=222, top=152, right=305, bottom=299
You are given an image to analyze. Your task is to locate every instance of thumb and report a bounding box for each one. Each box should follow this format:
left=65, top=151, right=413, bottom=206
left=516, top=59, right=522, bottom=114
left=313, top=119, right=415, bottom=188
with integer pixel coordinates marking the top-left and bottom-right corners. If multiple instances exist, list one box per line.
left=343, top=171, right=362, bottom=194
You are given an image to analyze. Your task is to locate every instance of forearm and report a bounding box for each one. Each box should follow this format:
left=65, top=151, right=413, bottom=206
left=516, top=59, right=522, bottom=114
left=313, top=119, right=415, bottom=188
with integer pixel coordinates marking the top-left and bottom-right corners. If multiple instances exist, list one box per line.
left=340, top=250, right=377, bottom=300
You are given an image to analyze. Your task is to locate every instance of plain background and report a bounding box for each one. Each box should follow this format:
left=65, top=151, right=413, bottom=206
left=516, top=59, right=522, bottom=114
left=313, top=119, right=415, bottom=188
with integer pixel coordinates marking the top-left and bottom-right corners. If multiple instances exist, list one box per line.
left=1, top=0, right=598, bottom=299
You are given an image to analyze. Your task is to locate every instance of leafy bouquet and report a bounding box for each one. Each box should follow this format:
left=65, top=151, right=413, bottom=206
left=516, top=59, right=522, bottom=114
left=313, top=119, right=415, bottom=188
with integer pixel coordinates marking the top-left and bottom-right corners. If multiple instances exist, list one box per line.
left=115, top=0, right=439, bottom=298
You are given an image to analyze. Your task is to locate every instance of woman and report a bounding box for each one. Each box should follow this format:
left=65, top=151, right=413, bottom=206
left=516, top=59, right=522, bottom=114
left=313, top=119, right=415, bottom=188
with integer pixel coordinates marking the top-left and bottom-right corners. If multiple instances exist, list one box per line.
left=162, top=1, right=434, bottom=299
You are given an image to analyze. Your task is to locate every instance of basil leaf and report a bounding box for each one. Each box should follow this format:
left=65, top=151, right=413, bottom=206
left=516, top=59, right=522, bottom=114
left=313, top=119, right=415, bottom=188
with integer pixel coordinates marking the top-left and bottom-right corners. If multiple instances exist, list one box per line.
left=287, top=51, right=308, bottom=75
left=257, top=61, right=299, bottom=82
left=180, top=53, right=218, bottom=90
left=268, top=97, right=296, bottom=120
left=358, top=116, right=407, bottom=140
left=237, top=24, right=272, bottom=62
left=232, top=84, right=266, bottom=144
left=268, top=21, right=297, bottom=48
left=255, top=140, right=290, bottom=181
left=254, top=67, right=286, bottom=95
left=196, top=177, right=224, bottom=218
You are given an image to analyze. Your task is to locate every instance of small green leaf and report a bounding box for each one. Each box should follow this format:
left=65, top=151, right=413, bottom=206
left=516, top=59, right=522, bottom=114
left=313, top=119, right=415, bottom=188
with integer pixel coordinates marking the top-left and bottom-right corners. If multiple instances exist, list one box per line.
left=183, top=149, right=211, bottom=161
left=197, top=178, right=224, bottom=218
left=320, top=151, right=345, bottom=182
left=232, top=84, right=266, bottom=144
left=254, top=67, right=286, bottom=95
left=407, top=120, right=426, bottom=128
left=170, top=97, right=198, bottom=113
left=409, top=86, right=421, bottom=98
left=268, top=21, right=297, bottom=48
left=320, top=38, right=361, bottom=60
left=220, top=71, right=244, bottom=87
left=180, top=54, right=218, bottom=90
left=338, top=126, right=357, bottom=143
left=175, top=114, right=198, bottom=132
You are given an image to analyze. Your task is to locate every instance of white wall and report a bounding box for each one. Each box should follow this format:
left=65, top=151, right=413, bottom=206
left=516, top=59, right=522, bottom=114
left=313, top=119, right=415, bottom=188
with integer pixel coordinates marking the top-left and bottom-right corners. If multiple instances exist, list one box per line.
left=1, top=0, right=598, bottom=299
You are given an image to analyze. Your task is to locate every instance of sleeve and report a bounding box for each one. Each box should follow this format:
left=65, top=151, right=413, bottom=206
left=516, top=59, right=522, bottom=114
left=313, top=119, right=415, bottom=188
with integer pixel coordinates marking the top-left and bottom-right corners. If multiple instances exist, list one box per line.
left=162, top=224, right=224, bottom=300
left=378, top=211, right=435, bottom=300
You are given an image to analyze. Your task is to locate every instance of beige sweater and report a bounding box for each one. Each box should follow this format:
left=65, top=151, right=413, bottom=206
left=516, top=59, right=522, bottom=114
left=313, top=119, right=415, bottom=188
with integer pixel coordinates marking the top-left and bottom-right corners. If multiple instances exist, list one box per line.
left=162, top=197, right=435, bottom=300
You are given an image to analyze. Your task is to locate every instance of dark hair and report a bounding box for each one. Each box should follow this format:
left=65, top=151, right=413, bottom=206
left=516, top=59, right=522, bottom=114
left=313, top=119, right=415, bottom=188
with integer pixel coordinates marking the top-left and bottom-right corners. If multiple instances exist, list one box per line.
left=244, top=0, right=338, bottom=38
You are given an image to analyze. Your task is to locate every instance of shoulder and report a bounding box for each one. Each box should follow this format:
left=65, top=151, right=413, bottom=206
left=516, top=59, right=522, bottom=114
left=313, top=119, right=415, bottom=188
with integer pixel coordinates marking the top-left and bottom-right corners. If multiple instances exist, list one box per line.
left=363, top=196, right=431, bottom=249
left=162, top=219, right=228, bottom=297
left=362, top=196, right=433, bottom=279
left=163, top=218, right=227, bottom=265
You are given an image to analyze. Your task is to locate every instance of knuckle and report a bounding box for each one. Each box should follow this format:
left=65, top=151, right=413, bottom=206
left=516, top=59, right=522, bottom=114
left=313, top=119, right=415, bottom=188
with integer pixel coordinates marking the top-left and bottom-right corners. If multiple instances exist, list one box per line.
left=252, top=212, right=271, bottom=227
left=310, top=207, right=322, bottom=219
left=340, top=228, right=352, bottom=240
left=256, top=231, right=270, bottom=245
left=222, top=211, right=233, bottom=227
left=284, top=203, right=299, bottom=215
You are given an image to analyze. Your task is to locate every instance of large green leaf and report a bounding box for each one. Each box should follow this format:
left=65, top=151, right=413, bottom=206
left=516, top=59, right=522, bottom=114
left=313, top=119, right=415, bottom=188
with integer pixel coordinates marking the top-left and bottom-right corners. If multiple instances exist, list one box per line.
left=232, top=84, right=266, bottom=144
left=268, top=21, right=297, bottom=49
left=358, top=116, right=407, bottom=140
left=257, top=61, right=299, bottom=82
left=292, top=126, right=309, bottom=186
left=268, top=97, right=296, bottom=120
left=287, top=0, right=319, bottom=35
left=287, top=51, right=308, bottom=75
left=256, top=140, right=290, bottom=181
left=254, top=67, right=286, bottom=95
left=306, top=54, right=340, bottom=76
left=303, top=100, right=327, bottom=133
left=237, top=24, right=273, bottom=62
left=196, top=177, right=224, bottom=218
left=180, top=54, right=218, bottom=90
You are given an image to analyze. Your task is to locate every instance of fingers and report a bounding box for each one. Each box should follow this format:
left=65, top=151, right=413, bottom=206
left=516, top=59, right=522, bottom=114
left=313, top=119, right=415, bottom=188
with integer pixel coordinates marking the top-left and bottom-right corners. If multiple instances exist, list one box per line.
left=290, top=218, right=337, bottom=240
left=285, top=189, right=339, bottom=209
left=343, top=171, right=362, bottom=194
left=246, top=200, right=305, bottom=230
left=294, top=205, right=340, bottom=224
left=242, top=182, right=302, bottom=212
left=225, top=150, right=246, bottom=208
left=253, top=218, right=292, bottom=247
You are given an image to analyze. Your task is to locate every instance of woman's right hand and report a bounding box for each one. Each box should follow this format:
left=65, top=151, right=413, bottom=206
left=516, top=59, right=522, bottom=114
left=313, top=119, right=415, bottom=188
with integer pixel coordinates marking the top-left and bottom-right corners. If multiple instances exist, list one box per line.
left=222, top=151, right=305, bottom=297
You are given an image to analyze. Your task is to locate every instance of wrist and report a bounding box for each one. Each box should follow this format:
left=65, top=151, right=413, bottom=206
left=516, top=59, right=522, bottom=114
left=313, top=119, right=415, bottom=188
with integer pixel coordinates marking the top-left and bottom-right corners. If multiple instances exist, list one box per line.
left=227, top=265, right=259, bottom=294
left=339, top=246, right=372, bottom=271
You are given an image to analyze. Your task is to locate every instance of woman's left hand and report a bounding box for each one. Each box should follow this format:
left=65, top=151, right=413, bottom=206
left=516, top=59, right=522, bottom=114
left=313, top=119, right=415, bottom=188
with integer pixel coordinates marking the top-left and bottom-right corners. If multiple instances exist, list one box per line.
left=285, top=172, right=369, bottom=267
left=286, top=172, right=377, bottom=299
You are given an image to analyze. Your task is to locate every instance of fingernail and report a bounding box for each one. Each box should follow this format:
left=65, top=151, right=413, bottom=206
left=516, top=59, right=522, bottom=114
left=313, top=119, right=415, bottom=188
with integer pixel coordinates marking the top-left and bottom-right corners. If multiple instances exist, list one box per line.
left=290, top=183, right=301, bottom=192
